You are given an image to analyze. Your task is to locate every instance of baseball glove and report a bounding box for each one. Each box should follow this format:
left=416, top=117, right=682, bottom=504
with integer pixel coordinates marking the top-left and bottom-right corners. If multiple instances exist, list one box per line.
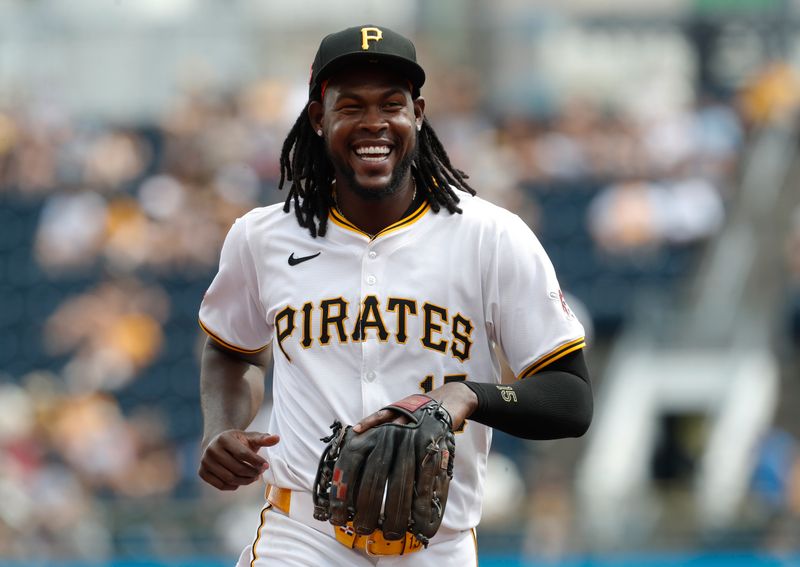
left=312, top=394, right=456, bottom=547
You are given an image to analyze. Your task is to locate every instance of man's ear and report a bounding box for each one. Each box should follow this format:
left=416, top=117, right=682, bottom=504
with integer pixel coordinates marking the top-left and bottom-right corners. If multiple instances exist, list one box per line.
left=307, top=101, right=324, bottom=135
left=413, top=97, right=426, bottom=130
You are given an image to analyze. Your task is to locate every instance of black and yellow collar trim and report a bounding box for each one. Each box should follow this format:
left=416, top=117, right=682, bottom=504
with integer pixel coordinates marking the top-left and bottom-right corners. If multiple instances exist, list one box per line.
left=329, top=200, right=430, bottom=240
left=517, top=336, right=586, bottom=380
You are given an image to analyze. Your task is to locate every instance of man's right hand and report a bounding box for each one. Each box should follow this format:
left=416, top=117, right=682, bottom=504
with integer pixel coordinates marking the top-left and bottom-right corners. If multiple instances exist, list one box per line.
left=198, top=430, right=280, bottom=491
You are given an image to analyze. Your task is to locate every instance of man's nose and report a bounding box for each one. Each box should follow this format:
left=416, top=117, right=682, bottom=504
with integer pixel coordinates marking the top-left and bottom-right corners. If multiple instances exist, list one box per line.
left=360, top=105, right=388, bottom=132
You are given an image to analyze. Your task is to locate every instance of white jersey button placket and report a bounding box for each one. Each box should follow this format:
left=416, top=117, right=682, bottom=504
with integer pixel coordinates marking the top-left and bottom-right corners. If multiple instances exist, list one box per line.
left=361, top=242, right=383, bottom=412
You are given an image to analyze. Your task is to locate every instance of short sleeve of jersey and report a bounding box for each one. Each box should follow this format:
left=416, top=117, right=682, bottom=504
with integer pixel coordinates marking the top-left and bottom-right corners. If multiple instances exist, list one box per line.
left=490, top=213, right=585, bottom=379
left=199, top=216, right=271, bottom=353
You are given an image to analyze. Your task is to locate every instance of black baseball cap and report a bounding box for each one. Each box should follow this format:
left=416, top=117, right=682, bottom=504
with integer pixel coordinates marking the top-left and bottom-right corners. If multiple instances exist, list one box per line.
left=309, top=25, right=426, bottom=100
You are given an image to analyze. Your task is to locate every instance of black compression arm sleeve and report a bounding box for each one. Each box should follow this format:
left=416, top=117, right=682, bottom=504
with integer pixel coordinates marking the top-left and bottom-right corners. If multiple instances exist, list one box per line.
left=462, top=349, right=593, bottom=440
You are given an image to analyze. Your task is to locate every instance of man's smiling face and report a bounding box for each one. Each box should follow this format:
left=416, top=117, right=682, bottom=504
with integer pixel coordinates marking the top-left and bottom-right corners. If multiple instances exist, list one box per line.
left=313, top=64, right=424, bottom=200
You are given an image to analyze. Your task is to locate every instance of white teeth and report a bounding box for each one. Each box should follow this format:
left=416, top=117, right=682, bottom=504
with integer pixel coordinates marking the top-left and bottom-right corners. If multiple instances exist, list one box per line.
left=355, top=146, right=391, bottom=156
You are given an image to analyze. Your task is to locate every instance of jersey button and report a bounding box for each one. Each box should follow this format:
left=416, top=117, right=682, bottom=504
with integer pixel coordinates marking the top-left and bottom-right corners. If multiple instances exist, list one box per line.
left=366, top=275, right=376, bottom=285
left=365, top=371, right=376, bottom=381
left=368, top=251, right=377, bottom=259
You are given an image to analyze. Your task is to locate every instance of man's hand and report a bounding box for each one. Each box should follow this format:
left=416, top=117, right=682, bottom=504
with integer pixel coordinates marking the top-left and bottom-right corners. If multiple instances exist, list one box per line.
left=353, top=381, right=478, bottom=433
left=198, top=430, right=280, bottom=491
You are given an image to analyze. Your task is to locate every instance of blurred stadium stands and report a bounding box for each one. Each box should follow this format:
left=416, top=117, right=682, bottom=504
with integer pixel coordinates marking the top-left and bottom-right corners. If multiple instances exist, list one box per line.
left=1, top=1, right=800, bottom=565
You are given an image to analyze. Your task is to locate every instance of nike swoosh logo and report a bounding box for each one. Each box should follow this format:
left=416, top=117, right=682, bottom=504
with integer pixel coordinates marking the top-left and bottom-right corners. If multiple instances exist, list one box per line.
left=288, top=251, right=321, bottom=266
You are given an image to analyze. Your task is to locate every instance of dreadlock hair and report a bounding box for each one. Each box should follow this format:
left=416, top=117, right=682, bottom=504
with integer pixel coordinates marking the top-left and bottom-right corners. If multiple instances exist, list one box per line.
left=278, top=103, right=475, bottom=238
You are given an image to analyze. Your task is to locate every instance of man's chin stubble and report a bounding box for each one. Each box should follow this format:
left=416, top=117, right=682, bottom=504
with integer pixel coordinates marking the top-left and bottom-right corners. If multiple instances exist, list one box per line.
left=332, top=146, right=417, bottom=201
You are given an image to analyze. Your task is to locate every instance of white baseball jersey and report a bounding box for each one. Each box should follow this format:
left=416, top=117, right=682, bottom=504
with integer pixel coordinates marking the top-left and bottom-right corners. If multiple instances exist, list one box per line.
left=199, top=192, right=585, bottom=532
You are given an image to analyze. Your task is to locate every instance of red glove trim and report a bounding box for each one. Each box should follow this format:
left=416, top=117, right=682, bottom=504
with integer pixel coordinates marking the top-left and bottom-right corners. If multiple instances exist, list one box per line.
left=386, top=394, right=433, bottom=414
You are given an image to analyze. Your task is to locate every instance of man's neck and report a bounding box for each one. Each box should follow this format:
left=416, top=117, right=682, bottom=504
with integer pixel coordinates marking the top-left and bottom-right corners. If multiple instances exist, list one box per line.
left=334, top=177, right=417, bottom=236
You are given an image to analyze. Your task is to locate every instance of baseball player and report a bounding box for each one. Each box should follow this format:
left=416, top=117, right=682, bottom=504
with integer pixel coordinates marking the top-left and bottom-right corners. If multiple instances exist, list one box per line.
left=198, top=24, right=592, bottom=566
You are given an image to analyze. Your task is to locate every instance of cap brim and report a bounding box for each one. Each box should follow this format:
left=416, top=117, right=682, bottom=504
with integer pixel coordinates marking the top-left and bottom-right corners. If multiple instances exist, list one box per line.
left=312, top=52, right=425, bottom=98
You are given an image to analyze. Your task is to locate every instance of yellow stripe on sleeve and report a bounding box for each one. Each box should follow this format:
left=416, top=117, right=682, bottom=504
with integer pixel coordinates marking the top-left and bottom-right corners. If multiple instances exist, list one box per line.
left=517, top=337, right=586, bottom=380
left=198, top=318, right=269, bottom=355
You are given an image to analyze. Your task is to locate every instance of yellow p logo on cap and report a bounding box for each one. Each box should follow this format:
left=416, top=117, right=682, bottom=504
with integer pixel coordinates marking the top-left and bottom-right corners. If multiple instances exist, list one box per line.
left=361, top=27, right=383, bottom=50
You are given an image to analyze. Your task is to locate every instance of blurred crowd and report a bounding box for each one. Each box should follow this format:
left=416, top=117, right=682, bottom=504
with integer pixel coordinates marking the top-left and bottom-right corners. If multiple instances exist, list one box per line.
left=0, top=58, right=799, bottom=560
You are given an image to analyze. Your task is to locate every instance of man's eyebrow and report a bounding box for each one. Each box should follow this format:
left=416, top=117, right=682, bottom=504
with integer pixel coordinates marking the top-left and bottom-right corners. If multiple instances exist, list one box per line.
left=332, top=91, right=362, bottom=102
left=380, top=87, right=408, bottom=98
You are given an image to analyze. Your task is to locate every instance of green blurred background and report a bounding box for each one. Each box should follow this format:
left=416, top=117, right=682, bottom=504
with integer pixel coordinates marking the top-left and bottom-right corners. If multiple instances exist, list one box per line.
left=1, top=1, right=799, bottom=565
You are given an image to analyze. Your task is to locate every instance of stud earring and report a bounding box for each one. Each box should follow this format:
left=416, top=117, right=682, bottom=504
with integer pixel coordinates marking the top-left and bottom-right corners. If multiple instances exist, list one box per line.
left=317, top=129, right=323, bottom=137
